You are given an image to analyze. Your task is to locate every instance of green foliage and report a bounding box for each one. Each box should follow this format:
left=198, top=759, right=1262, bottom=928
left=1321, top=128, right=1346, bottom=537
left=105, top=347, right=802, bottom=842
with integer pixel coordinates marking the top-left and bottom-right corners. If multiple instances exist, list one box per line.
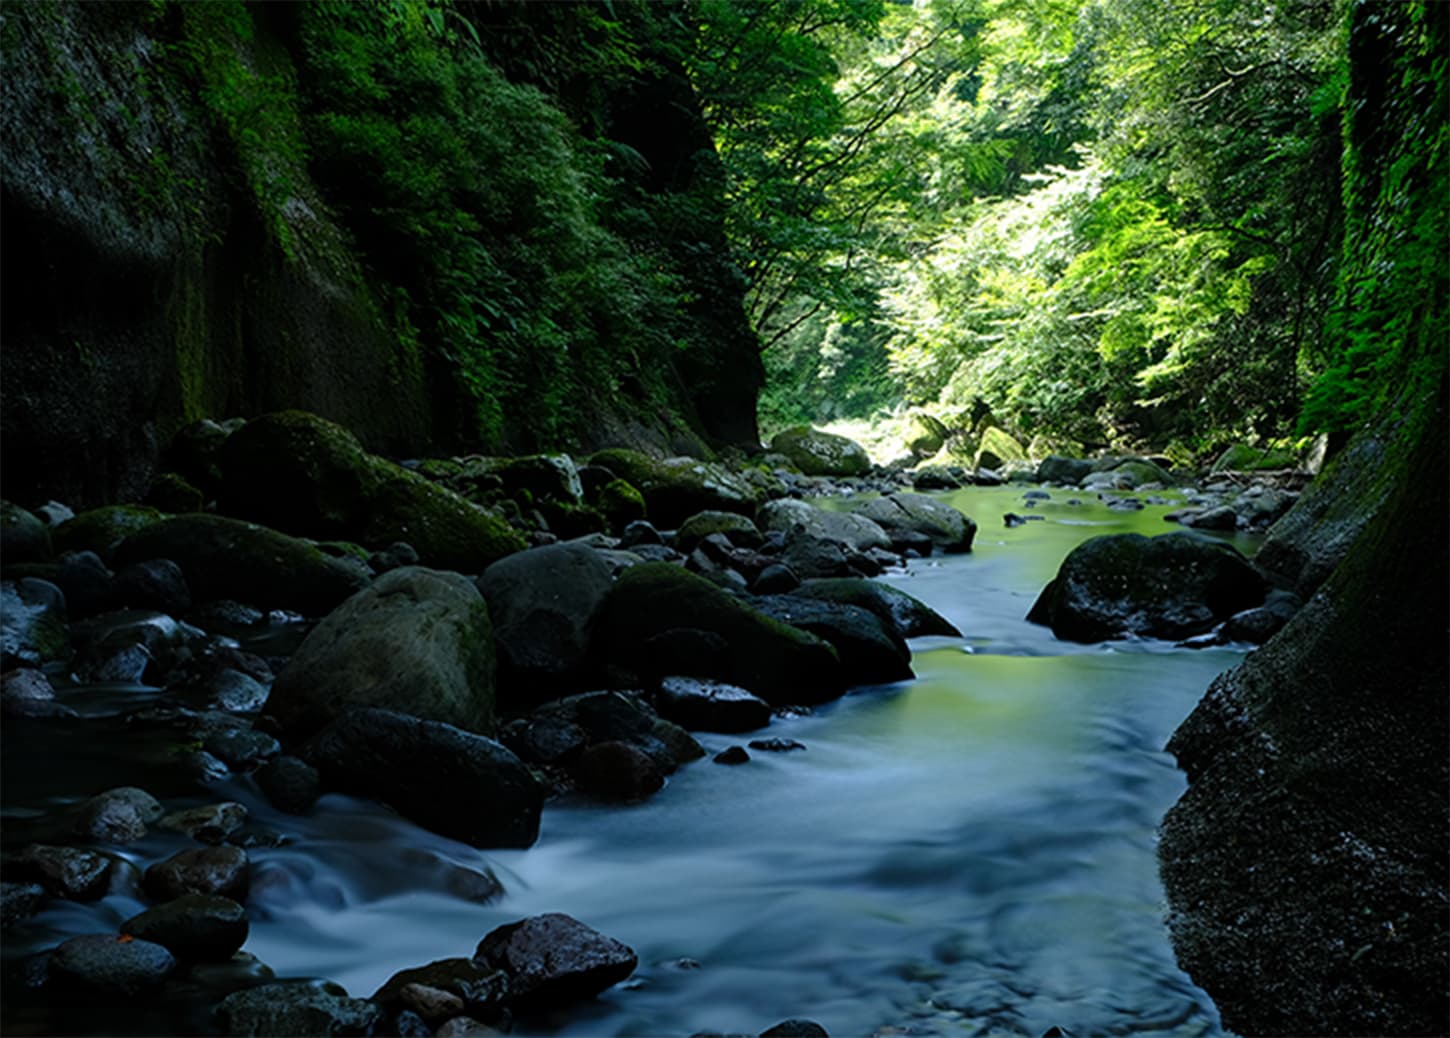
left=1300, top=0, right=1448, bottom=434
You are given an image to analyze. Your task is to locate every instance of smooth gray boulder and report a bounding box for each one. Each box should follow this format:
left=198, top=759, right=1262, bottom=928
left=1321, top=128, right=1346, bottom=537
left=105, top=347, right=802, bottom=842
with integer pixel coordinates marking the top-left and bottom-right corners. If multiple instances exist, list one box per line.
left=756, top=499, right=891, bottom=553
left=477, top=544, right=611, bottom=702
left=841, top=493, right=976, bottom=553
left=267, top=567, right=494, bottom=740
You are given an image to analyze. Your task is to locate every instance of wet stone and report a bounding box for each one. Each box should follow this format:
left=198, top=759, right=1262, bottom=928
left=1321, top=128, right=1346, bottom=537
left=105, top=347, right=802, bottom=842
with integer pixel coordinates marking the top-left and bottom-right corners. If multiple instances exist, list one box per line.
left=1, top=881, right=45, bottom=926
left=254, top=755, right=321, bottom=814
left=200, top=669, right=271, bottom=713
left=475, top=912, right=637, bottom=1009
left=373, top=957, right=509, bottom=1021
left=434, top=1018, right=497, bottom=1037
left=158, top=802, right=248, bottom=844
left=655, top=676, right=773, bottom=734
left=713, top=746, right=750, bottom=765
left=121, top=893, right=248, bottom=962
left=182, top=750, right=232, bottom=784
left=217, top=980, right=383, bottom=1037
left=204, top=727, right=280, bottom=769
left=145, top=845, right=249, bottom=901
left=8, top=844, right=112, bottom=900
left=398, top=981, right=466, bottom=1023
left=573, top=740, right=665, bottom=801
left=49, top=933, right=176, bottom=997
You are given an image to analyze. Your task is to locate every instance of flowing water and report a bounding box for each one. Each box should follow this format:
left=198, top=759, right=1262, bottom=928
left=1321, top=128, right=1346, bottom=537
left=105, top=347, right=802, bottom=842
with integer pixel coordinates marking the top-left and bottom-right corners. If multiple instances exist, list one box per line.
left=3, top=485, right=1253, bottom=1037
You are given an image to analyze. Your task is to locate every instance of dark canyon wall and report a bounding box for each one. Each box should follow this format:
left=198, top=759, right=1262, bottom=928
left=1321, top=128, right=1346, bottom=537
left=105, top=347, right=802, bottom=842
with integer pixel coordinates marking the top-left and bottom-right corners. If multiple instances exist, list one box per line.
left=0, top=1, right=762, bottom=508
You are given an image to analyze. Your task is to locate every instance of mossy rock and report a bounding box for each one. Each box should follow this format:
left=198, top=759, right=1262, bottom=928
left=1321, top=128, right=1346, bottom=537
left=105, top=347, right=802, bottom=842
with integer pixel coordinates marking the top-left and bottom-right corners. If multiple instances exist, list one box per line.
left=537, top=500, right=608, bottom=539
left=219, top=411, right=525, bottom=572
left=676, top=511, right=763, bottom=554
left=268, top=567, right=494, bottom=739
left=592, top=562, right=843, bottom=705
left=53, top=505, right=165, bottom=564
left=1027, top=433, right=1083, bottom=462
left=1210, top=444, right=1299, bottom=474
left=494, top=455, right=583, bottom=505
left=146, top=472, right=204, bottom=514
left=1, top=501, right=52, bottom=565
left=113, top=514, right=370, bottom=616
left=589, top=449, right=762, bottom=529
left=768, top=427, right=871, bottom=477
left=1110, top=458, right=1174, bottom=488
left=1026, top=531, right=1266, bottom=642
left=921, top=432, right=978, bottom=469
left=975, top=426, right=1028, bottom=471
left=596, top=478, right=646, bottom=530
left=904, top=412, right=949, bottom=459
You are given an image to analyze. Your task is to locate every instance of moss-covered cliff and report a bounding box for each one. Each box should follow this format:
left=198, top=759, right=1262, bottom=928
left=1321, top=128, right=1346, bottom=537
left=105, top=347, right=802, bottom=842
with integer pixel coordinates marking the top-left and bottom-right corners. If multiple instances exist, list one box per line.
left=1159, top=3, right=1448, bottom=1034
left=0, top=1, right=762, bottom=507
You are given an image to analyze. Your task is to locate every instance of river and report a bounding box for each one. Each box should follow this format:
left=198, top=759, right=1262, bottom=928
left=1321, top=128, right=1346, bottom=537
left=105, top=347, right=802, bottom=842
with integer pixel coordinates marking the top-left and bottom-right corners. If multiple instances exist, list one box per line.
left=3, top=485, right=1252, bottom=1037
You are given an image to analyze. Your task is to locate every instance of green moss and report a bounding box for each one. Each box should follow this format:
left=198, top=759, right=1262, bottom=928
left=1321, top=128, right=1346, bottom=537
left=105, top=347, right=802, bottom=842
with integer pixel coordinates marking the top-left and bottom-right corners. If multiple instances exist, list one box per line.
left=1210, top=444, right=1298, bottom=474
left=769, top=426, right=872, bottom=477
left=589, top=448, right=761, bottom=528
left=675, top=511, right=762, bottom=554
left=597, top=478, right=646, bottom=529
left=53, top=505, right=166, bottom=563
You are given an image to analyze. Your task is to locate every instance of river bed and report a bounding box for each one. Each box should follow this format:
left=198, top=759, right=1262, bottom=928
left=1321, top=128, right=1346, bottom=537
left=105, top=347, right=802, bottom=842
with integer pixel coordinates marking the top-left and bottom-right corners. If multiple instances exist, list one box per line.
left=4, top=485, right=1250, bottom=1036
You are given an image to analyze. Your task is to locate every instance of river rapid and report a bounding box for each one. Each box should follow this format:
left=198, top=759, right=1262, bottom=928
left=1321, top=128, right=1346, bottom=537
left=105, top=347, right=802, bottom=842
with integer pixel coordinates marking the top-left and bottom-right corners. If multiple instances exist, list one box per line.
left=3, top=485, right=1255, bottom=1037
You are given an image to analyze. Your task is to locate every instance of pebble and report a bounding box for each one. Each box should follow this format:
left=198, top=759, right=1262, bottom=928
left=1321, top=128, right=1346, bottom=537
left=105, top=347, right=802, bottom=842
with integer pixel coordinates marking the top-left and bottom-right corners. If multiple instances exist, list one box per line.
left=748, top=738, right=806, bottom=753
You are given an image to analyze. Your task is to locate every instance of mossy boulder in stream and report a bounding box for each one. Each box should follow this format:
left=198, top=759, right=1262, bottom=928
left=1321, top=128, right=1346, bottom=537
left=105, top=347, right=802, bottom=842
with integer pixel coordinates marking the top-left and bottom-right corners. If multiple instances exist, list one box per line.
left=589, top=449, right=762, bottom=528
left=218, top=411, right=525, bottom=572
left=268, top=567, right=494, bottom=740
left=1209, top=443, right=1297, bottom=473
left=768, top=426, right=872, bottom=477
left=592, top=562, right=843, bottom=705
left=1027, top=531, right=1265, bottom=642
left=113, top=514, right=368, bottom=616
left=974, top=426, right=1028, bottom=472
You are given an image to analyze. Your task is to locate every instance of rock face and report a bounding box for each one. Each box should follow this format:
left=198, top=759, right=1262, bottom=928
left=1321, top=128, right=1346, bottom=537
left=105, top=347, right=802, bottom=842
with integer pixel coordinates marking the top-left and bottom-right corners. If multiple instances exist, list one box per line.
left=592, top=562, right=843, bottom=705
left=1159, top=381, right=1448, bottom=1037
left=304, top=708, right=544, bottom=848
left=267, top=567, right=494, bottom=739
left=0, top=3, right=761, bottom=508
left=1027, top=532, right=1265, bottom=642
left=477, top=544, right=612, bottom=702
left=219, top=412, right=525, bottom=572
left=474, top=913, right=637, bottom=1009
left=768, top=427, right=872, bottom=477
left=113, top=515, right=368, bottom=615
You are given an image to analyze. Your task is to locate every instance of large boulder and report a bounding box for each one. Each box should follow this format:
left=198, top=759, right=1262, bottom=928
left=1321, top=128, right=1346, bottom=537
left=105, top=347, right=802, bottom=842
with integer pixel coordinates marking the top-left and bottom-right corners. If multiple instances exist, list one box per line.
left=904, top=411, right=949, bottom=459
left=113, top=515, right=367, bottom=615
left=477, top=544, right=612, bottom=703
left=267, top=567, right=493, bottom=740
left=1026, top=531, right=1265, bottom=642
left=304, top=708, right=543, bottom=848
left=52, top=505, right=165, bottom=564
left=841, top=493, right=976, bottom=553
left=974, top=426, right=1027, bottom=471
left=218, top=411, right=525, bottom=572
left=589, top=449, right=762, bottom=528
left=752, top=596, right=913, bottom=685
left=768, top=426, right=871, bottom=477
left=592, top=563, right=842, bottom=706
left=1209, top=443, right=1297, bottom=474
left=790, top=578, right=960, bottom=638
left=756, top=499, right=891, bottom=553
